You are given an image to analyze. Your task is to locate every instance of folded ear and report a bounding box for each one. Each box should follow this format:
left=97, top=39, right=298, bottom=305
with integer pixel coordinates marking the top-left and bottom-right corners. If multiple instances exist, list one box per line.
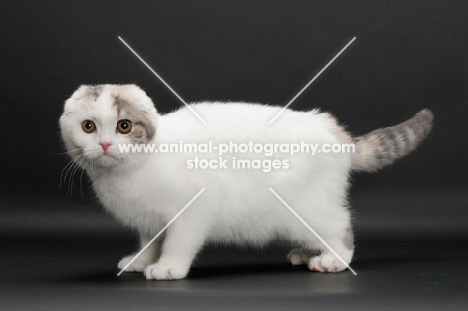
left=71, top=85, right=103, bottom=100
left=142, top=97, right=157, bottom=114
left=109, top=84, right=158, bottom=114
left=62, top=85, right=88, bottom=114
left=71, top=85, right=90, bottom=99
left=63, top=84, right=88, bottom=114
left=128, top=84, right=158, bottom=114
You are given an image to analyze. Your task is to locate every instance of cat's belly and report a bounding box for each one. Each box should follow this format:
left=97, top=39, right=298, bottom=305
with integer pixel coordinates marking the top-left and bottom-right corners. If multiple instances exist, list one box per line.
left=90, top=153, right=350, bottom=242
left=206, top=223, right=285, bottom=245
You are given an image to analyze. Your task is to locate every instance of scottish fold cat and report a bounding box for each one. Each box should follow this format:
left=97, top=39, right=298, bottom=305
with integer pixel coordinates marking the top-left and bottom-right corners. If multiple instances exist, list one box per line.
left=60, top=84, right=432, bottom=279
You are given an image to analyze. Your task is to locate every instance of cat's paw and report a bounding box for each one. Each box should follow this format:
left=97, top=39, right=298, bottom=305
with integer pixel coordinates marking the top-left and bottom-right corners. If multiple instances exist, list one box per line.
left=117, top=254, right=151, bottom=273
left=308, top=254, right=347, bottom=273
left=288, top=249, right=320, bottom=266
left=144, top=262, right=189, bottom=280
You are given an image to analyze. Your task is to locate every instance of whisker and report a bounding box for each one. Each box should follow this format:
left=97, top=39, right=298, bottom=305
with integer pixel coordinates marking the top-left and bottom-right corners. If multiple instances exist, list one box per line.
left=60, top=157, right=76, bottom=186
left=79, top=163, right=86, bottom=197
left=72, top=156, right=88, bottom=196
left=60, top=154, right=83, bottom=188
left=68, top=162, right=78, bottom=197
left=65, top=154, right=86, bottom=197
left=65, top=155, right=83, bottom=181
left=51, top=148, right=84, bottom=156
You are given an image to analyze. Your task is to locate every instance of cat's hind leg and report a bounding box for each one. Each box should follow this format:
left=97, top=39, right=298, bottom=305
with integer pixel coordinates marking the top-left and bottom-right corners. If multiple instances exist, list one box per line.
left=308, top=226, right=354, bottom=273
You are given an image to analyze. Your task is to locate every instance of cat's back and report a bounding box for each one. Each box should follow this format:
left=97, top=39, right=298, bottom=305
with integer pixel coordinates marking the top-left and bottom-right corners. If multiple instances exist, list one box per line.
left=159, top=102, right=344, bottom=144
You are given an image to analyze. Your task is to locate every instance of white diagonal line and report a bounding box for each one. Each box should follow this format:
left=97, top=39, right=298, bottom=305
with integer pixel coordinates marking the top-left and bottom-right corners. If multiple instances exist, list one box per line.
left=117, top=188, right=206, bottom=276
left=269, top=188, right=357, bottom=275
left=268, top=37, right=356, bottom=124
left=118, top=36, right=207, bottom=125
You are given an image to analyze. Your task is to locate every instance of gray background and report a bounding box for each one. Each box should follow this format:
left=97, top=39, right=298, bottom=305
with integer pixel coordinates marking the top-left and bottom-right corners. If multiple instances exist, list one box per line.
left=1, top=0, right=467, bottom=310
left=1, top=0, right=466, bottom=238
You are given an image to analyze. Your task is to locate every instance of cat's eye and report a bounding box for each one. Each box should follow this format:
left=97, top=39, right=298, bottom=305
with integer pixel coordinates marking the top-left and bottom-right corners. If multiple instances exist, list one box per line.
left=82, top=120, right=96, bottom=133
left=117, top=119, right=132, bottom=134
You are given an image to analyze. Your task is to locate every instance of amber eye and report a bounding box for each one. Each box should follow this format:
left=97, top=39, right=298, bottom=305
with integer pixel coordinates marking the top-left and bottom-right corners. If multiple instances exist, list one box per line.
left=117, top=119, right=132, bottom=134
left=82, top=120, right=96, bottom=133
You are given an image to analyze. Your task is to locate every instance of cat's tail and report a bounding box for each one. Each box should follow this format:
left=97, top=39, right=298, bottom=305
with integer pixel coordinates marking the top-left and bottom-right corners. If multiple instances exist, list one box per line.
left=350, top=109, right=433, bottom=173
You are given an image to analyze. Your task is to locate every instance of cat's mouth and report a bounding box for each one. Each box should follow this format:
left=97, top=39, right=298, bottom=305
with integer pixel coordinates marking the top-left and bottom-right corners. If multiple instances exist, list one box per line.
left=94, top=153, right=119, bottom=167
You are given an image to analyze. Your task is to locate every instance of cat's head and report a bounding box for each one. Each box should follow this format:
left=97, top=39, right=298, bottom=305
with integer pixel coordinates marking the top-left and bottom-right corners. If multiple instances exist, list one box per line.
left=60, top=84, right=158, bottom=169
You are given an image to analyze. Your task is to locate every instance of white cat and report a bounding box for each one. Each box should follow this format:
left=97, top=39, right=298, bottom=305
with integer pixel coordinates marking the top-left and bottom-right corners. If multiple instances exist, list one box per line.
left=60, top=84, right=433, bottom=280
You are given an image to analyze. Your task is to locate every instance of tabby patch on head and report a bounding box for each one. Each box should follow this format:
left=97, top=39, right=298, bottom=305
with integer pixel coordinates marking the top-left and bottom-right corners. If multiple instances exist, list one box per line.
left=60, top=84, right=158, bottom=168
left=87, top=85, right=103, bottom=100
left=112, top=95, right=156, bottom=143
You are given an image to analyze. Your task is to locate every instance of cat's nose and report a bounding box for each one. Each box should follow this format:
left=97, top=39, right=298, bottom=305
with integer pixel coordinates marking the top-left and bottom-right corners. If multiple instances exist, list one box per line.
left=100, top=142, right=112, bottom=152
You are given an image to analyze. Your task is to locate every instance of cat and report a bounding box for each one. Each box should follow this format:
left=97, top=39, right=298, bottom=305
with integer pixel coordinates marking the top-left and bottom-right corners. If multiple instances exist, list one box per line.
left=60, top=84, right=433, bottom=280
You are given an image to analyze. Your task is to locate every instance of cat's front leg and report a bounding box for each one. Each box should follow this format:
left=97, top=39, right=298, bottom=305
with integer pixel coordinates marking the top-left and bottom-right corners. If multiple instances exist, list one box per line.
left=144, top=220, right=206, bottom=280
left=118, top=231, right=160, bottom=273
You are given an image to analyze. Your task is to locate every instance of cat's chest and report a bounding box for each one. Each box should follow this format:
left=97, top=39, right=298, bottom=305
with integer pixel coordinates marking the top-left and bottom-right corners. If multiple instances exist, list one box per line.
left=91, top=173, right=151, bottom=220
left=94, top=176, right=139, bottom=202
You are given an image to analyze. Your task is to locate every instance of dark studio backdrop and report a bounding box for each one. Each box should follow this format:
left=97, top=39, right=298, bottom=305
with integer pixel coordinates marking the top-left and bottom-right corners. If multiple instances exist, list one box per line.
left=1, top=0, right=468, bottom=309
left=1, top=0, right=466, bottom=238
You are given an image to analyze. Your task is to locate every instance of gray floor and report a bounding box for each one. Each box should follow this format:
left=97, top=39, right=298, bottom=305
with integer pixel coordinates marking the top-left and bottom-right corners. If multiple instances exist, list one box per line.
left=2, top=190, right=468, bottom=310
left=1, top=235, right=467, bottom=310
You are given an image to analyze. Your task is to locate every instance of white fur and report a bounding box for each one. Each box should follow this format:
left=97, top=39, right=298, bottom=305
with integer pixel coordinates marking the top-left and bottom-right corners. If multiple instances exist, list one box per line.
left=60, top=84, right=354, bottom=280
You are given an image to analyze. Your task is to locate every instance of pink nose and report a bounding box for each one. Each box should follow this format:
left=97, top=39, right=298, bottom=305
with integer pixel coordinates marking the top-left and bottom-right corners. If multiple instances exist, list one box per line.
left=100, top=142, right=111, bottom=152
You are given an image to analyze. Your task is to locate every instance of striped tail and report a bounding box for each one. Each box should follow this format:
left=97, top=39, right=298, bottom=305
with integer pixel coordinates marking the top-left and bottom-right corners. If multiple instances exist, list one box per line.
left=351, top=109, right=433, bottom=173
